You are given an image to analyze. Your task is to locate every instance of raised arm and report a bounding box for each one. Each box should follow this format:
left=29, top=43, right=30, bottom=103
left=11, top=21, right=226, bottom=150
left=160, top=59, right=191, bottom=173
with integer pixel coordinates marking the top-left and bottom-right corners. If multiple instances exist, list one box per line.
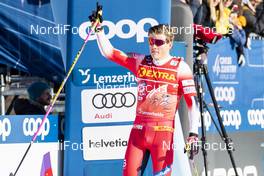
left=96, top=30, right=129, bottom=64
left=95, top=29, right=144, bottom=74
left=89, top=6, right=142, bottom=74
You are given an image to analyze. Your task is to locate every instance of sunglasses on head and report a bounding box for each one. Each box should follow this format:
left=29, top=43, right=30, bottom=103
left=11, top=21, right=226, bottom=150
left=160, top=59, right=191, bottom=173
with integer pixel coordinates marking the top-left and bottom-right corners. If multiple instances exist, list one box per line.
left=148, top=38, right=166, bottom=47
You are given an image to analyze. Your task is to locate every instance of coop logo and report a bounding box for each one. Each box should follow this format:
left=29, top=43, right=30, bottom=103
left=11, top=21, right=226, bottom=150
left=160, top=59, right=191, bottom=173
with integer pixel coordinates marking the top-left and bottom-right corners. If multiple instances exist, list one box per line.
left=247, top=109, right=264, bottom=128
left=0, top=118, right=11, bottom=141
left=221, top=110, right=241, bottom=129
left=23, top=118, right=50, bottom=140
left=212, top=55, right=237, bottom=76
left=88, top=138, right=128, bottom=148
left=203, top=165, right=257, bottom=176
left=214, top=86, right=235, bottom=105
left=201, top=110, right=241, bottom=130
left=79, top=18, right=158, bottom=43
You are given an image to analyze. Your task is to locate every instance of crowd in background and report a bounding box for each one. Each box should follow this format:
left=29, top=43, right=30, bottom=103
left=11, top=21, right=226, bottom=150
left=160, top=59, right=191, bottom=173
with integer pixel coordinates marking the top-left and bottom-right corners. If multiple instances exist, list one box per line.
left=188, top=0, right=264, bottom=66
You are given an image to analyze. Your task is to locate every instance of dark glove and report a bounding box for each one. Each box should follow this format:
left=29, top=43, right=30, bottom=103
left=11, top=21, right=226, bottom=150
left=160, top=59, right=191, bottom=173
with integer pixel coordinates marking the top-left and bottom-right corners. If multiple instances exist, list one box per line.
left=184, top=133, right=199, bottom=160
left=88, top=2, right=103, bottom=32
left=223, top=26, right=233, bottom=37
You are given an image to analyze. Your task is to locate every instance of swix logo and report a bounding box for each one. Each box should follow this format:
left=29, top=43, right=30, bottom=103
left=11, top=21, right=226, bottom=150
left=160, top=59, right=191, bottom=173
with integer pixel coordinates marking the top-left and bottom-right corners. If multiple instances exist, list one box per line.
left=247, top=109, right=264, bottom=128
left=23, top=118, right=50, bottom=140
left=203, top=165, right=257, bottom=176
left=79, top=18, right=158, bottom=43
left=214, top=86, right=235, bottom=105
left=137, top=67, right=176, bottom=81
left=79, top=69, right=91, bottom=84
left=0, top=118, right=11, bottom=141
left=221, top=110, right=241, bottom=129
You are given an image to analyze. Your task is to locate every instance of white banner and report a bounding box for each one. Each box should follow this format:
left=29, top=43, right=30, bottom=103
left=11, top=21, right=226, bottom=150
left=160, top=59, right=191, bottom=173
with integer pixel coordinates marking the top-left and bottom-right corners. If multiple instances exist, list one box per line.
left=81, top=87, right=137, bottom=123
left=82, top=125, right=132, bottom=160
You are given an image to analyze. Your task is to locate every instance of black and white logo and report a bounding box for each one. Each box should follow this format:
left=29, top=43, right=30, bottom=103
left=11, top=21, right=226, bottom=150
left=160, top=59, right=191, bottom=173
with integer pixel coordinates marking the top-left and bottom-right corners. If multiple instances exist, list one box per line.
left=78, top=69, right=91, bottom=84
left=248, top=109, right=264, bottom=128
left=221, top=110, right=241, bottom=129
left=214, top=86, right=235, bottom=105
left=92, top=92, right=136, bottom=109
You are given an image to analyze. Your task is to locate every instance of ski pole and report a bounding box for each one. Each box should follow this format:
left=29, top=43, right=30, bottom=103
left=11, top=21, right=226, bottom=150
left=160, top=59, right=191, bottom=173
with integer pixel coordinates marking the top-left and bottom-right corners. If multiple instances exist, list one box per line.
left=10, top=4, right=102, bottom=176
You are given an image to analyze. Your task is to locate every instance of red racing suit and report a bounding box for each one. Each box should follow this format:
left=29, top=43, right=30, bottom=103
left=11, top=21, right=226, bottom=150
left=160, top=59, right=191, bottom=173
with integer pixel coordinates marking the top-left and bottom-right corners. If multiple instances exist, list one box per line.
left=96, top=31, right=200, bottom=176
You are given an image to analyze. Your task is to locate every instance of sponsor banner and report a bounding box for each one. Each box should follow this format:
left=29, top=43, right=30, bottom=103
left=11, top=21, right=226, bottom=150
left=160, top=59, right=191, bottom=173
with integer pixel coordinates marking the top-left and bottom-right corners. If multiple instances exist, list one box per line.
left=0, top=143, right=59, bottom=176
left=199, top=108, right=264, bottom=132
left=246, top=40, right=264, bottom=67
left=73, top=67, right=137, bottom=87
left=210, top=54, right=238, bottom=82
left=200, top=38, right=264, bottom=133
left=195, top=132, right=264, bottom=176
left=0, top=115, right=58, bottom=143
left=81, top=87, right=137, bottom=123
left=65, top=0, right=173, bottom=175
left=79, top=18, right=158, bottom=43
left=82, top=125, right=132, bottom=160
left=202, top=165, right=258, bottom=176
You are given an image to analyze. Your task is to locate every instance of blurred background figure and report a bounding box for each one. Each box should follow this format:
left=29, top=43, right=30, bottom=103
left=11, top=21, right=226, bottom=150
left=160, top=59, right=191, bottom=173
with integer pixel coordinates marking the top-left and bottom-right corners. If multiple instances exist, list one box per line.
left=13, top=82, right=51, bottom=115
left=189, top=0, right=264, bottom=67
left=228, top=4, right=247, bottom=66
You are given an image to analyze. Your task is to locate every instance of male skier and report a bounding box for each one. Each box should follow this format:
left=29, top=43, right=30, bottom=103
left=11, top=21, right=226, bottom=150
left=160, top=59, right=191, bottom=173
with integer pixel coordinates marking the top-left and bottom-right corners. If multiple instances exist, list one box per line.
left=90, top=9, right=200, bottom=176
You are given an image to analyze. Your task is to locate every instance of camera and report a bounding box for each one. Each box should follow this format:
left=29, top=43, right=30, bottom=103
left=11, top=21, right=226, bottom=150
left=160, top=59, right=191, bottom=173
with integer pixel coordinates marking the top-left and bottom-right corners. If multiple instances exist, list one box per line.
left=192, top=24, right=222, bottom=58
left=193, top=24, right=222, bottom=44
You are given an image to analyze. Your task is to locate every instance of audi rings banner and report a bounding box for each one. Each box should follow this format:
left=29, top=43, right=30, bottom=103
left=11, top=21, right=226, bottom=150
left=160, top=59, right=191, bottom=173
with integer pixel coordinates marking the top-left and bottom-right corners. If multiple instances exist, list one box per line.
left=0, top=115, right=60, bottom=176
left=65, top=0, right=171, bottom=176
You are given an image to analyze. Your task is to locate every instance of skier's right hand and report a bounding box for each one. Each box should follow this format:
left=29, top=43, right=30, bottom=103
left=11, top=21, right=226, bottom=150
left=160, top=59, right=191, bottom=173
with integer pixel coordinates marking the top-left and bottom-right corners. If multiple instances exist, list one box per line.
left=88, top=2, right=103, bottom=32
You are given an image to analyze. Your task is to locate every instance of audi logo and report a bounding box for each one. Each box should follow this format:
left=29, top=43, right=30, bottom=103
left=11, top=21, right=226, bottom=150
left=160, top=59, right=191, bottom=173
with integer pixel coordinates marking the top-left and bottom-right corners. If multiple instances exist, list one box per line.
left=92, top=92, right=136, bottom=109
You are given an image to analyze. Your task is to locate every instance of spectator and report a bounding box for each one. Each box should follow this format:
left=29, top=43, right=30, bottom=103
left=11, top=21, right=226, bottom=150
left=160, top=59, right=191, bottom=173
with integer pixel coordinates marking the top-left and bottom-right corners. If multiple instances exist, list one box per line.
left=215, top=0, right=232, bottom=34
left=14, top=82, right=51, bottom=115
left=243, top=0, right=256, bottom=13
left=230, top=6, right=247, bottom=66
left=223, top=3, right=247, bottom=66
left=254, top=0, right=264, bottom=36
left=194, top=0, right=225, bottom=28
left=243, top=0, right=263, bottom=47
left=189, top=0, right=203, bottom=17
